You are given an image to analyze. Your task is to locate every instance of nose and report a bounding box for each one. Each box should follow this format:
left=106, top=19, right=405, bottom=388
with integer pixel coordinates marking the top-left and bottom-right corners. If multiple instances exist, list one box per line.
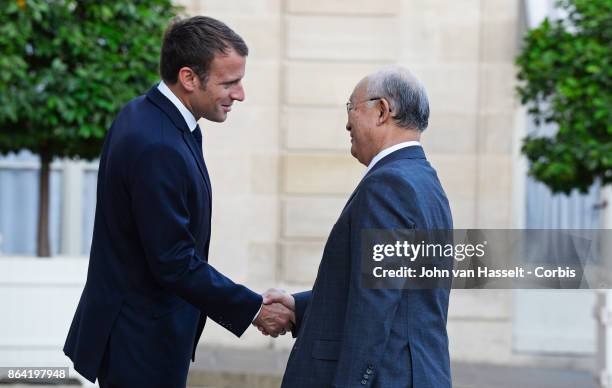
left=346, top=122, right=351, bottom=132
left=230, top=83, right=245, bottom=102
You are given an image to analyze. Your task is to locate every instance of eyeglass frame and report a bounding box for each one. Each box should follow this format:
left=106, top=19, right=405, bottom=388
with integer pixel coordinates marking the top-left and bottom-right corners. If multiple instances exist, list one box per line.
left=345, top=97, right=390, bottom=114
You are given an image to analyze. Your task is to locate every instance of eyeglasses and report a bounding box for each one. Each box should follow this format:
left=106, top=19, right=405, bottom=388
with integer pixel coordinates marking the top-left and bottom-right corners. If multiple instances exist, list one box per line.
left=345, top=97, right=382, bottom=114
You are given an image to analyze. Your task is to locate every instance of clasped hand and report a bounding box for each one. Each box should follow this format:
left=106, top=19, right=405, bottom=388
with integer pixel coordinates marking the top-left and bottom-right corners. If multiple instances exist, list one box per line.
left=252, top=288, right=295, bottom=338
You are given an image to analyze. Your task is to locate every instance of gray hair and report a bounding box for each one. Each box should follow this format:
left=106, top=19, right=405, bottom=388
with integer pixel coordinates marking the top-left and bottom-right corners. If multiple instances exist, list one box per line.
left=366, top=66, right=429, bottom=131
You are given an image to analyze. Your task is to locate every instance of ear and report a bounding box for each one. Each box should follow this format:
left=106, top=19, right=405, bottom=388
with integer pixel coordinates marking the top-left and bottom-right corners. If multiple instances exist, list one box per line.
left=177, top=67, right=198, bottom=92
left=376, top=98, right=392, bottom=126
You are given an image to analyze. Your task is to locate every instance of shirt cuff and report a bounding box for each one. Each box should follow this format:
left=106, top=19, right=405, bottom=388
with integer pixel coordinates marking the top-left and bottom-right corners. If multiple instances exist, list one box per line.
left=251, top=303, right=263, bottom=323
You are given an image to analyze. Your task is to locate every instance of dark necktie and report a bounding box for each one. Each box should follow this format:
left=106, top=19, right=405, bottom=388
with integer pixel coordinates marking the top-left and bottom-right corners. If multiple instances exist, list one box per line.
left=191, top=123, right=211, bottom=199
left=192, top=124, right=203, bottom=150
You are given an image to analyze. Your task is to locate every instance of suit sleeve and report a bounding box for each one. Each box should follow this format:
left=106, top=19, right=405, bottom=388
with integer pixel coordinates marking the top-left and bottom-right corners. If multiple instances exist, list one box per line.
left=333, top=174, right=414, bottom=387
left=129, top=143, right=262, bottom=337
left=290, top=290, right=312, bottom=338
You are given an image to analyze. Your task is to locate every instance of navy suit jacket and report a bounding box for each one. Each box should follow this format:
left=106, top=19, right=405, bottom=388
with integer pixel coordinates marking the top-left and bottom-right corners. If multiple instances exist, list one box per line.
left=282, top=146, right=453, bottom=388
left=63, top=86, right=262, bottom=387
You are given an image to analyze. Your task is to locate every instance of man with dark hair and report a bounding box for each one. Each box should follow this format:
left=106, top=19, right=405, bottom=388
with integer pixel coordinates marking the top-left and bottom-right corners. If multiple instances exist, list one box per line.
left=63, top=16, right=294, bottom=387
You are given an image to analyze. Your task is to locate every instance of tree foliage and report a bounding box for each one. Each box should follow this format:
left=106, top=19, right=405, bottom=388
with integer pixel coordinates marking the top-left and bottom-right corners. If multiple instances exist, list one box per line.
left=516, top=0, right=611, bottom=194
left=0, top=0, right=179, bottom=256
left=0, top=0, right=179, bottom=159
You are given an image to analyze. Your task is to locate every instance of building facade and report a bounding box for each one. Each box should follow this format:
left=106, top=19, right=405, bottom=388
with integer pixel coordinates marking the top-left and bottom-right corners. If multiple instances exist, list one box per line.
left=0, top=0, right=605, bottom=384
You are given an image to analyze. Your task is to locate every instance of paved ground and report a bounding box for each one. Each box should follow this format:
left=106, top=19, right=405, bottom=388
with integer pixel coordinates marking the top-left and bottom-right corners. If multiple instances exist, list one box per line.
left=186, top=347, right=598, bottom=388
left=1, top=347, right=598, bottom=387
left=185, top=365, right=598, bottom=388
left=452, top=362, right=597, bottom=388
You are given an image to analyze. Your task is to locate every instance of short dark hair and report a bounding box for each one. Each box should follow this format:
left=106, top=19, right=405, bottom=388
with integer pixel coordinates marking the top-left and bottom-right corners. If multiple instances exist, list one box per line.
left=160, top=16, right=248, bottom=84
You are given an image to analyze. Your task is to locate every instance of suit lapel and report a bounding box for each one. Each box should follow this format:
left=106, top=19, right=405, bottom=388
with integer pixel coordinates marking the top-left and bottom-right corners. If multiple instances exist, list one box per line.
left=340, top=145, right=427, bottom=213
left=183, top=131, right=212, bottom=204
left=146, top=85, right=212, bottom=202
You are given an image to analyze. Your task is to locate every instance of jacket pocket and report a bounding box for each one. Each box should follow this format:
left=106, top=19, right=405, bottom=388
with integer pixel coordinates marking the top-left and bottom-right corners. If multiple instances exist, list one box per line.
left=312, top=339, right=341, bottom=361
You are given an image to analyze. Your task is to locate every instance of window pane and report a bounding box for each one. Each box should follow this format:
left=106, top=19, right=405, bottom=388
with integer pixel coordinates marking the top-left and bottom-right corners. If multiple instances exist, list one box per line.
left=0, top=151, right=62, bottom=256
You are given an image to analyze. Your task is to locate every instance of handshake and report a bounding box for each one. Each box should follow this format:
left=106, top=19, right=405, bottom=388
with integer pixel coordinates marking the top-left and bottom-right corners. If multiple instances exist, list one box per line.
left=252, top=288, right=295, bottom=337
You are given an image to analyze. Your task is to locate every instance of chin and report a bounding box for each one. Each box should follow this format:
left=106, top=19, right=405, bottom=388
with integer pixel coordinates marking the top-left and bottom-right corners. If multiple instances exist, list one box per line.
left=208, top=114, right=227, bottom=123
left=217, top=111, right=229, bottom=122
left=201, top=109, right=228, bottom=123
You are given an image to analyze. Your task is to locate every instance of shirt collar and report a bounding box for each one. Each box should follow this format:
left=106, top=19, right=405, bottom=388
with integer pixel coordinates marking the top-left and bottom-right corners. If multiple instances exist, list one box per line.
left=157, top=81, right=198, bottom=132
left=364, top=141, right=422, bottom=176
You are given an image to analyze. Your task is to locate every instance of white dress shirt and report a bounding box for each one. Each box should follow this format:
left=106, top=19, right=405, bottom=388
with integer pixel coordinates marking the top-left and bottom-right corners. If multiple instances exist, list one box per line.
left=157, top=81, right=264, bottom=324
left=364, top=141, right=422, bottom=176
left=157, top=81, right=198, bottom=132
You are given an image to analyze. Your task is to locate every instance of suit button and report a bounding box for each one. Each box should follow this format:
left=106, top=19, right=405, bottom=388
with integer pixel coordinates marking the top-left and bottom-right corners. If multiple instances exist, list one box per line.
left=361, top=379, right=367, bottom=385
left=366, top=369, right=373, bottom=374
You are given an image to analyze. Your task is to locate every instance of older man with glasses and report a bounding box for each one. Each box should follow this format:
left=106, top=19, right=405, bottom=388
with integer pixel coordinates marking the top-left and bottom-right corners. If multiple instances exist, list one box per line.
left=266, top=66, right=453, bottom=388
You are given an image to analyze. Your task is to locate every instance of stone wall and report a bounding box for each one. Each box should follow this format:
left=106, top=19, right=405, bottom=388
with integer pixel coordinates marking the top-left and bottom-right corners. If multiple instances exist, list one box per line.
left=171, top=0, right=591, bottom=370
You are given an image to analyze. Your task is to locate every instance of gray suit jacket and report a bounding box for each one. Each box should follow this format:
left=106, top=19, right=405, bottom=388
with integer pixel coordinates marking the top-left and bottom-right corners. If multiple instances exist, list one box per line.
left=282, top=146, right=453, bottom=388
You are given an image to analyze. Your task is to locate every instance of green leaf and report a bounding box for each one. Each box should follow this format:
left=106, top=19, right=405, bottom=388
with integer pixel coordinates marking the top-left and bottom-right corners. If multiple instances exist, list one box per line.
left=516, top=0, right=611, bottom=194
left=0, top=0, right=179, bottom=160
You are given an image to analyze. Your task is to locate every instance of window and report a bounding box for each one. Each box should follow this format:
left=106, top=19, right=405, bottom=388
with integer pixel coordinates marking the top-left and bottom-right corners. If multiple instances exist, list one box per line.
left=0, top=151, right=97, bottom=257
